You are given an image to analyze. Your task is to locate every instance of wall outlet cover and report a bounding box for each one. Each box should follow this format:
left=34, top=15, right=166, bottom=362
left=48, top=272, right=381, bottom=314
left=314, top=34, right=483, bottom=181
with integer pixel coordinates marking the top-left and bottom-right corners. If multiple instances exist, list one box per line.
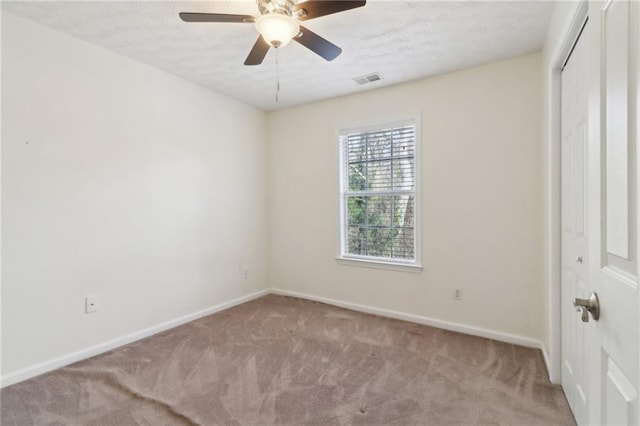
left=454, top=289, right=462, bottom=301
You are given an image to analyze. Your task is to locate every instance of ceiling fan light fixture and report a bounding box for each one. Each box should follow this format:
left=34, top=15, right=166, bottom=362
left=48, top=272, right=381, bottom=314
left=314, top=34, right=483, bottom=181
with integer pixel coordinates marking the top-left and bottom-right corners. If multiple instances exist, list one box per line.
left=255, top=14, right=300, bottom=48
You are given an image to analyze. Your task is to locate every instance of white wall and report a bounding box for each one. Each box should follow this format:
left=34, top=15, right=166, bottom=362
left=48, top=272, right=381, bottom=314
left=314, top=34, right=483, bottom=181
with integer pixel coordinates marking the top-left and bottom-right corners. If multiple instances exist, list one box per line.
left=267, top=53, right=544, bottom=342
left=1, top=13, right=268, bottom=380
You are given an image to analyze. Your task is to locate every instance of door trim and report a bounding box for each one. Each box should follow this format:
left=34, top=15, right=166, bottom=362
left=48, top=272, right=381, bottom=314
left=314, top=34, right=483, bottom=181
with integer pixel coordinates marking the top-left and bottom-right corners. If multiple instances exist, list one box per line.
left=546, top=0, right=588, bottom=384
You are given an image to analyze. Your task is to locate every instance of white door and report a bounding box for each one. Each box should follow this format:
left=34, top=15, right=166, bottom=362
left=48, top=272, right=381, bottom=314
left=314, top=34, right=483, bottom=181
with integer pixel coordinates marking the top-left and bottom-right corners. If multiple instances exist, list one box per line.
left=561, top=18, right=590, bottom=425
left=562, top=1, right=640, bottom=425
left=585, top=1, right=639, bottom=424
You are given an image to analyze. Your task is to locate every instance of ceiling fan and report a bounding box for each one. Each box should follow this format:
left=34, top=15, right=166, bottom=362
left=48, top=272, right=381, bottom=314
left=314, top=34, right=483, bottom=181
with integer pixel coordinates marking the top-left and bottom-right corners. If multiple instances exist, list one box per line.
left=179, top=0, right=366, bottom=65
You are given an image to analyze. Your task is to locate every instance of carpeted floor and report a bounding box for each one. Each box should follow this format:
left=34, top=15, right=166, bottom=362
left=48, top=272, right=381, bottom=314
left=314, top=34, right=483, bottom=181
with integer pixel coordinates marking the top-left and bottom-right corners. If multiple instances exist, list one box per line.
left=1, top=295, right=575, bottom=425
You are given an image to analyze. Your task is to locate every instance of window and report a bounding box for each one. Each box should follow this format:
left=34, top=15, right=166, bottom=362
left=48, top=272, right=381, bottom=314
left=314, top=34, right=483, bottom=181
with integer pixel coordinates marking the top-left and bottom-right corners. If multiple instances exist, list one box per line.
left=338, top=119, right=420, bottom=270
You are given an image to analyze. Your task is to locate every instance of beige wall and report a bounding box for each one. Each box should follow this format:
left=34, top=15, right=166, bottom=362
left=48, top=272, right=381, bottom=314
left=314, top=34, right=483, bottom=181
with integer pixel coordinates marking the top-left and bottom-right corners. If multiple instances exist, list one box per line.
left=2, top=11, right=547, bottom=384
left=1, top=13, right=268, bottom=378
left=267, top=53, right=544, bottom=341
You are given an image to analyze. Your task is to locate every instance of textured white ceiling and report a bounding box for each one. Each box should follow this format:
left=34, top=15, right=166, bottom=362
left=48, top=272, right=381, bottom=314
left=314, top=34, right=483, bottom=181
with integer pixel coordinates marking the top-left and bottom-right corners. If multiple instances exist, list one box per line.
left=2, top=1, right=555, bottom=111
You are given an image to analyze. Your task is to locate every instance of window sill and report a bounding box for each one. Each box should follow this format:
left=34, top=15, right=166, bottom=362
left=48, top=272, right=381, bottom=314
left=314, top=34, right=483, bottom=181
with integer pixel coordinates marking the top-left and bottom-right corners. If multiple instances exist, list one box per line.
left=336, top=256, right=423, bottom=273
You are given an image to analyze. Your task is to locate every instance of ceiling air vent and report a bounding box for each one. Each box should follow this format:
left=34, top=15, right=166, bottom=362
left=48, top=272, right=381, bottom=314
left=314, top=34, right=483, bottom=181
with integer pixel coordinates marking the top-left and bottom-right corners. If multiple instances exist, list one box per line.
left=353, top=73, right=382, bottom=85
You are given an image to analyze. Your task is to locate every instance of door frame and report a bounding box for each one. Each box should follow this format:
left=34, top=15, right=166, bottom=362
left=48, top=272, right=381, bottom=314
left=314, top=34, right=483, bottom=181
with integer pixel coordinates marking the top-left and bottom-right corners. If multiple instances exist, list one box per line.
left=546, top=0, right=588, bottom=384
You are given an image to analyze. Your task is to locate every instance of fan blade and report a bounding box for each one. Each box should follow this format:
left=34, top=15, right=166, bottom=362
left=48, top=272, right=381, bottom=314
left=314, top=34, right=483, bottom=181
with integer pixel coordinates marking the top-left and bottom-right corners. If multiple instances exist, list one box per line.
left=294, top=26, right=342, bottom=61
left=179, top=12, right=254, bottom=23
left=245, top=36, right=270, bottom=65
left=294, top=0, right=366, bottom=21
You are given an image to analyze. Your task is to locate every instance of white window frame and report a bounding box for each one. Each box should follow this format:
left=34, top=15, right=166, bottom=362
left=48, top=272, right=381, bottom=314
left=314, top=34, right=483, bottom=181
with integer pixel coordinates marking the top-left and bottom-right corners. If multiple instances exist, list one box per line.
left=336, top=116, right=422, bottom=272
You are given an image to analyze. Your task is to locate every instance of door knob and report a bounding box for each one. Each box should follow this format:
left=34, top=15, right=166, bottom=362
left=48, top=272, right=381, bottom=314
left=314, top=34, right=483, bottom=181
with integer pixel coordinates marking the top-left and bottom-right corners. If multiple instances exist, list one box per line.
left=575, top=306, right=589, bottom=322
left=576, top=256, right=583, bottom=264
left=573, top=292, right=600, bottom=322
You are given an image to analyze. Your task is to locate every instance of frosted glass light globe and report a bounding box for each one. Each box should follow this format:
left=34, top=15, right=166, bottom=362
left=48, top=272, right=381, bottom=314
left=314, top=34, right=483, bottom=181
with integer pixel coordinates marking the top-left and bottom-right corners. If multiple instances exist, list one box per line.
left=255, top=14, right=300, bottom=48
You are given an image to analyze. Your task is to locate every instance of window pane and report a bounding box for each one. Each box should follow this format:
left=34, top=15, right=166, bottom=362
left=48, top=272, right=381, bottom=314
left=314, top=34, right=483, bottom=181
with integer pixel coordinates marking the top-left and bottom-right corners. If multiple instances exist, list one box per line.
left=394, top=195, right=414, bottom=227
left=366, top=132, right=392, bottom=163
left=366, top=195, right=392, bottom=227
left=392, top=226, right=414, bottom=259
left=347, top=136, right=367, bottom=191
left=366, top=227, right=392, bottom=257
left=392, top=158, right=414, bottom=190
left=345, top=195, right=415, bottom=260
left=347, top=196, right=366, bottom=225
left=347, top=225, right=367, bottom=256
left=367, top=160, right=392, bottom=191
left=346, top=126, right=415, bottom=193
left=348, top=162, right=367, bottom=191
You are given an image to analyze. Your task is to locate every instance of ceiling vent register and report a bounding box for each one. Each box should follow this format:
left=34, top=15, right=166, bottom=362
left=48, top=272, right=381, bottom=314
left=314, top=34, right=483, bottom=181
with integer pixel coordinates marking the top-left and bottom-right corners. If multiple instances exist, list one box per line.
left=353, top=73, right=382, bottom=85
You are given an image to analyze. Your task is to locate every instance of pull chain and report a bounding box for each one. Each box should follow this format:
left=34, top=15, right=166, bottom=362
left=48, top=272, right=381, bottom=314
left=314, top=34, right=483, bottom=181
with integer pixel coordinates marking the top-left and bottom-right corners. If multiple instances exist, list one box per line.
left=275, top=48, right=280, bottom=103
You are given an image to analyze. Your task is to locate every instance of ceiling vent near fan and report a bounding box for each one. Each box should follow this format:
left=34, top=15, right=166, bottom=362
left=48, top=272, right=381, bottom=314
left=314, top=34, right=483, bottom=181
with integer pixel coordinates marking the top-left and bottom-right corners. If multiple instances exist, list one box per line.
left=353, top=73, right=382, bottom=85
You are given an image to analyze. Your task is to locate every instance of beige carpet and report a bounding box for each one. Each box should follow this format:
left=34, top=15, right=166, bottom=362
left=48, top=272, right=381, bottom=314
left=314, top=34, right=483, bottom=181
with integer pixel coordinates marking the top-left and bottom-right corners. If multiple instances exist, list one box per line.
left=1, top=295, right=575, bottom=425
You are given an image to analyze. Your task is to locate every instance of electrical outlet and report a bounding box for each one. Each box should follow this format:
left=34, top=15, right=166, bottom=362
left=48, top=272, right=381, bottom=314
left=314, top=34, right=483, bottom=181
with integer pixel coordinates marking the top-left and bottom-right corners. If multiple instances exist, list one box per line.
left=454, top=288, right=462, bottom=301
left=85, top=295, right=99, bottom=313
left=241, top=266, right=249, bottom=280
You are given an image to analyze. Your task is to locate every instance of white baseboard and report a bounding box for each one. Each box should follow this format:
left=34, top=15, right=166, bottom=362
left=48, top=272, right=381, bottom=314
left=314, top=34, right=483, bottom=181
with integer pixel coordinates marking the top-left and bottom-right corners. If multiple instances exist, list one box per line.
left=0, top=289, right=269, bottom=388
left=2, top=287, right=548, bottom=388
left=540, top=345, right=551, bottom=371
left=269, top=288, right=544, bottom=350
left=540, top=344, right=560, bottom=385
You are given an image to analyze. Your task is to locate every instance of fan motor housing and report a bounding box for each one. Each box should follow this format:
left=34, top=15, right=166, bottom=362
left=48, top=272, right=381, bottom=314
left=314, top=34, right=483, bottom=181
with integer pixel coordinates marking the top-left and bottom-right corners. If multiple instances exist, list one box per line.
left=257, top=0, right=297, bottom=17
